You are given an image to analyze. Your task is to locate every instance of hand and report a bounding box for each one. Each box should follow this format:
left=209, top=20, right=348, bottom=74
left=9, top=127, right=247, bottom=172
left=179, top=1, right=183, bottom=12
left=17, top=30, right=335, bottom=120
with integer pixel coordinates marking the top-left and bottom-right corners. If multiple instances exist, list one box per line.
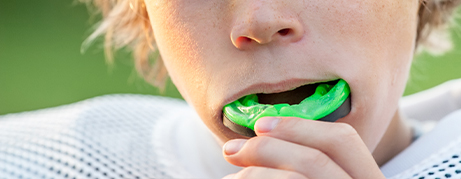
left=222, top=117, right=385, bottom=179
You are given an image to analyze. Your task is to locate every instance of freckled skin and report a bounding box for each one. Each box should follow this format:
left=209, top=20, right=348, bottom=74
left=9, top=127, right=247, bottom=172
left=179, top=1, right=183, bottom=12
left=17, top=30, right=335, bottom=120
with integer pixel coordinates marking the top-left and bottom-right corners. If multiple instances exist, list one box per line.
left=144, top=0, right=419, bottom=152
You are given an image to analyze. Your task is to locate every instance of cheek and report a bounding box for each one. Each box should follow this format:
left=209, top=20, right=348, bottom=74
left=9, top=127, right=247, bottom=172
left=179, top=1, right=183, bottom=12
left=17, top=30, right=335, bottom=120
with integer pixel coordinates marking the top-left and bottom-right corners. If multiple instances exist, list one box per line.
left=145, top=0, right=234, bottom=124
left=318, top=0, right=418, bottom=98
left=145, top=0, right=211, bottom=103
left=316, top=0, right=418, bottom=58
left=311, top=0, right=418, bottom=149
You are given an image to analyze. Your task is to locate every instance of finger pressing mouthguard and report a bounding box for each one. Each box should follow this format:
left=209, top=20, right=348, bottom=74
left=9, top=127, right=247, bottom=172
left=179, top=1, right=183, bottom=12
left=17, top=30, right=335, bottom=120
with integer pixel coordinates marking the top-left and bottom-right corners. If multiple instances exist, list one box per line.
left=223, top=79, right=351, bottom=137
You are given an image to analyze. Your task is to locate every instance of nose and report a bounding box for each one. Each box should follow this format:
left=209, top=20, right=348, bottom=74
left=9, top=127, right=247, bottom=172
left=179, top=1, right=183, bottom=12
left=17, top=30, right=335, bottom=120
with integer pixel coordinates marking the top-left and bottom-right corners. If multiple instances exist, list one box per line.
left=230, top=2, right=304, bottom=50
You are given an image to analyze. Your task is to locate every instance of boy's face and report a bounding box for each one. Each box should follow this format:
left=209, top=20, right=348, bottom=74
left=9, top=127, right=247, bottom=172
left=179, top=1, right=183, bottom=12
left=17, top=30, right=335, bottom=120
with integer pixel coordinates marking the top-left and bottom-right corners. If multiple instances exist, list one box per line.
left=145, top=0, right=419, bottom=151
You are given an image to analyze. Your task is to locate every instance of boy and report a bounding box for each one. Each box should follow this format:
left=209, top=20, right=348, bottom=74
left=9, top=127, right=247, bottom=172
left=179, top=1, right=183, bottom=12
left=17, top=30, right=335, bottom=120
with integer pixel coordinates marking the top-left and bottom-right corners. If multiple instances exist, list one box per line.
left=1, top=0, right=461, bottom=178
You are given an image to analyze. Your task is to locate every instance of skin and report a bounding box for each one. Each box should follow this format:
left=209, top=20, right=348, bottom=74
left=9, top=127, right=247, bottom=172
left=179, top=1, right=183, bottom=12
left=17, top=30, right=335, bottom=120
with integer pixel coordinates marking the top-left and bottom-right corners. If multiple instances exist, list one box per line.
left=144, top=0, right=419, bottom=178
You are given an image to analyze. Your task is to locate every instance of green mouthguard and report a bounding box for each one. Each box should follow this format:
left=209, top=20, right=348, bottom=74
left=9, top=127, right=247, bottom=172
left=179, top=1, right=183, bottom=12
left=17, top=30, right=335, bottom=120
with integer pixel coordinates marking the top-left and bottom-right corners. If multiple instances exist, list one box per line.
left=223, top=79, right=350, bottom=131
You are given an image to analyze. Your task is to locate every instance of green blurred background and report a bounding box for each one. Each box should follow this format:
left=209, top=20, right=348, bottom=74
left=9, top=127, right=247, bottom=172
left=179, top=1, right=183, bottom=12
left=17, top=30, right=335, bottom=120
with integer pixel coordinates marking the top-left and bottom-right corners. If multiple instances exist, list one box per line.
left=1, top=1, right=461, bottom=115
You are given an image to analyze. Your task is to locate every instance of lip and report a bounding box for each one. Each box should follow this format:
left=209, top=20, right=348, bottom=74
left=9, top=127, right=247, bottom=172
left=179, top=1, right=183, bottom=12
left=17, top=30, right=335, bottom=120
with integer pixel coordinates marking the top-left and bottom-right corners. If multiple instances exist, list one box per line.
left=222, top=78, right=340, bottom=107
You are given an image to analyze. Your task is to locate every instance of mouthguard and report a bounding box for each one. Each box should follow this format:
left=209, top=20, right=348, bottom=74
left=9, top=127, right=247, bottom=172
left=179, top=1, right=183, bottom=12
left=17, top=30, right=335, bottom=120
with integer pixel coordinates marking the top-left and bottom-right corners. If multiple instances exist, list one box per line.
left=223, top=79, right=351, bottom=137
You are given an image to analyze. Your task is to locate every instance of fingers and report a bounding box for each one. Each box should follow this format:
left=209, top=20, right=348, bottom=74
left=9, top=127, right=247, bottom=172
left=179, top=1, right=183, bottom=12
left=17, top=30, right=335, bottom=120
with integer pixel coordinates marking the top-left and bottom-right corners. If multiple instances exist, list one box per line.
left=223, top=137, right=351, bottom=179
left=254, top=117, right=384, bottom=179
left=222, top=167, right=308, bottom=179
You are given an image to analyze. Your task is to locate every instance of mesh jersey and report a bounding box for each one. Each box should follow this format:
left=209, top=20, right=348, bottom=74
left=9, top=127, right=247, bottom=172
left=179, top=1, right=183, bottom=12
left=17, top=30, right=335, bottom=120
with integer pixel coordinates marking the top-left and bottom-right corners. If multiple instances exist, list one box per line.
left=0, top=95, right=209, bottom=179
left=391, top=137, right=461, bottom=179
left=0, top=92, right=461, bottom=179
left=384, top=110, right=461, bottom=179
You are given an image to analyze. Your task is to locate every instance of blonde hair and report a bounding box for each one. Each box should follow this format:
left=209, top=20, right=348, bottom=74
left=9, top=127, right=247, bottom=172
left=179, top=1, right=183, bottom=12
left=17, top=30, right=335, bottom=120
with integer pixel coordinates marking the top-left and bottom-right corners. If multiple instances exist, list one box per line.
left=80, top=0, right=461, bottom=88
left=417, top=0, right=461, bottom=54
left=80, top=0, right=168, bottom=90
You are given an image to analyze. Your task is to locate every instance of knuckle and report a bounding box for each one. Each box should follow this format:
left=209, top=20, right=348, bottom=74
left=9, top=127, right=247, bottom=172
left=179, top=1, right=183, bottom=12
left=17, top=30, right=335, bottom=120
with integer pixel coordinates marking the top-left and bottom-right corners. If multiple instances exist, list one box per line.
left=301, top=149, right=330, bottom=169
left=334, top=123, right=358, bottom=136
left=312, top=150, right=330, bottom=168
left=331, top=123, right=360, bottom=144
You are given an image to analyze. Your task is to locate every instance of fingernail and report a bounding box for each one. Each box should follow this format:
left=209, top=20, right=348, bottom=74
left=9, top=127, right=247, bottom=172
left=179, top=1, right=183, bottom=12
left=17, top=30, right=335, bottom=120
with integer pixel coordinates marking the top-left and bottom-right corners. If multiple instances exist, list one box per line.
left=256, top=117, right=281, bottom=133
left=222, top=174, right=236, bottom=179
left=223, top=139, right=247, bottom=155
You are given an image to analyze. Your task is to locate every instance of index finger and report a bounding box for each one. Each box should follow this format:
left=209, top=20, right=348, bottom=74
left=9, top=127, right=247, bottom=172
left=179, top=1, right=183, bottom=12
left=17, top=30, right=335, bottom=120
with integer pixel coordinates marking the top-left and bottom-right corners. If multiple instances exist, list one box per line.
left=254, top=117, right=385, bottom=179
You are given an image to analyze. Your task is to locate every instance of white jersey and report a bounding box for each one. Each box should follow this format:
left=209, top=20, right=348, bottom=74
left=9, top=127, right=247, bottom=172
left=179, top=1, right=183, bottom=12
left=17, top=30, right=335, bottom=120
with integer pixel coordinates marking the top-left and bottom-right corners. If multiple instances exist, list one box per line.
left=0, top=95, right=239, bottom=179
left=0, top=79, right=461, bottom=179
left=383, top=78, right=461, bottom=179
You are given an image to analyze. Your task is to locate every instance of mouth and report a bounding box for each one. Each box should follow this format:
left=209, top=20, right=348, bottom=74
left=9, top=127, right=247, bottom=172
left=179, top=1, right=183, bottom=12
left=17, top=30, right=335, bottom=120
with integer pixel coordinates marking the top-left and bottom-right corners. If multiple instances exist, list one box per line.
left=256, top=80, right=340, bottom=105
left=222, top=79, right=351, bottom=137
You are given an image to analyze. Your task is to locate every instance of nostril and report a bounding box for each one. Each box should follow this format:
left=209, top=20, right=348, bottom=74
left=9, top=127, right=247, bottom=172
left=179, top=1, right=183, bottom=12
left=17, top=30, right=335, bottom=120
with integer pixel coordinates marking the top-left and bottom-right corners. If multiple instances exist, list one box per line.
left=232, top=36, right=254, bottom=49
left=277, top=29, right=290, bottom=36
left=235, top=36, right=253, bottom=45
left=238, top=36, right=252, bottom=43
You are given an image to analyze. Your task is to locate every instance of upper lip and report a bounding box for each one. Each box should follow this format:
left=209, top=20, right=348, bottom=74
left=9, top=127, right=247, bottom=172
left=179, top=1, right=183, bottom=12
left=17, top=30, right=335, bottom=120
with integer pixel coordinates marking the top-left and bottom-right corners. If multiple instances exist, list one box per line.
left=223, top=78, right=338, bottom=106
